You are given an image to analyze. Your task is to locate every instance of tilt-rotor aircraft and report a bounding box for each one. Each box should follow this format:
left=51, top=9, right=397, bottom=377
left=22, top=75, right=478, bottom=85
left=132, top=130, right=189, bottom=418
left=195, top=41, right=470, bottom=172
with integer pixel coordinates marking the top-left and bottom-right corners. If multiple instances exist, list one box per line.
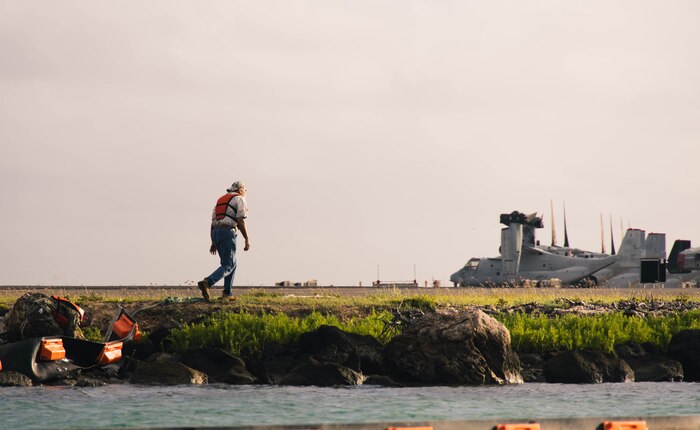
left=450, top=211, right=616, bottom=287
left=584, top=228, right=666, bottom=287
left=591, top=234, right=700, bottom=288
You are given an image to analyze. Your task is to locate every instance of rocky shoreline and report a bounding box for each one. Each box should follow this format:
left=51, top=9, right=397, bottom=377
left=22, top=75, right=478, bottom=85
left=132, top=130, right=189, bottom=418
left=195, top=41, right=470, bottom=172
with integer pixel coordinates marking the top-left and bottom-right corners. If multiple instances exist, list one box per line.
left=0, top=297, right=700, bottom=386
left=1, top=300, right=699, bottom=388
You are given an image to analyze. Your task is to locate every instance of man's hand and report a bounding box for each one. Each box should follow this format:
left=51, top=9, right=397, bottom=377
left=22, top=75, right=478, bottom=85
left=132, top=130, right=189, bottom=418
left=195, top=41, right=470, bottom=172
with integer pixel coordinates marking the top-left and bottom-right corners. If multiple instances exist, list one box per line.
left=209, top=243, right=217, bottom=255
left=244, top=239, right=251, bottom=251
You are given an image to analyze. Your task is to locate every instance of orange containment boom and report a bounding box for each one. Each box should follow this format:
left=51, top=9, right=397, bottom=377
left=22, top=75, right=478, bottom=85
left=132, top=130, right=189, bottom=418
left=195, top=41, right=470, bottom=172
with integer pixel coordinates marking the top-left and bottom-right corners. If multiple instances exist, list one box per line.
left=99, top=341, right=123, bottom=365
left=603, top=421, right=647, bottom=430
left=387, top=427, right=432, bottom=430
left=39, top=338, right=66, bottom=361
left=496, top=424, right=541, bottom=430
left=112, top=312, right=142, bottom=342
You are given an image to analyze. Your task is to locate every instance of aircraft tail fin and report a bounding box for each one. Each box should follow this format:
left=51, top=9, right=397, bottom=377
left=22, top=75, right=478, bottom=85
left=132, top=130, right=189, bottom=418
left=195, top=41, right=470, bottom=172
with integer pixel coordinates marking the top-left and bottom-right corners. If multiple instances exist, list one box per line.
left=616, top=229, right=645, bottom=265
left=644, top=233, right=666, bottom=260
left=668, top=239, right=691, bottom=273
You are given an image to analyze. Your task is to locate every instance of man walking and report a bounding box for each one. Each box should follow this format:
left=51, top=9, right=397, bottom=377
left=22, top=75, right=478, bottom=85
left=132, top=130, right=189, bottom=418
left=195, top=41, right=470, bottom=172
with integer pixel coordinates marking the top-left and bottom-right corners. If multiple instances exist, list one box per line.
left=198, top=180, right=251, bottom=301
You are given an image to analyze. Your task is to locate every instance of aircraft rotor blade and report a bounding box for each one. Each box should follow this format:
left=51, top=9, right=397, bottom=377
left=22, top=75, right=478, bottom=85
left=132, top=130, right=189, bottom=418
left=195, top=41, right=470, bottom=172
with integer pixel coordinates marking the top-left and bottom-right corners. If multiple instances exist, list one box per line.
left=620, top=218, right=624, bottom=242
left=563, top=202, right=570, bottom=247
left=550, top=199, right=557, bottom=246
left=610, top=215, right=616, bottom=255
left=600, top=213, right=606, bottom=254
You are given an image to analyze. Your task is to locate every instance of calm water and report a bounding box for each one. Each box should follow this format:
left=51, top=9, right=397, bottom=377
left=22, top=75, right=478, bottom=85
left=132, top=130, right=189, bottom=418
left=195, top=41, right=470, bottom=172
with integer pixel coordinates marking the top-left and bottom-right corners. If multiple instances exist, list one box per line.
left=1, top=383, right=699, bottom=429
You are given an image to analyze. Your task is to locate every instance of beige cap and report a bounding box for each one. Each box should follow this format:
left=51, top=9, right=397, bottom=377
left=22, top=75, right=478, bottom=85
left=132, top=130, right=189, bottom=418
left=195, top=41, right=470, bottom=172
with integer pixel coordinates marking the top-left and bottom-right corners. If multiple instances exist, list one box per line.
left=227, top=181, right=246, bottom=192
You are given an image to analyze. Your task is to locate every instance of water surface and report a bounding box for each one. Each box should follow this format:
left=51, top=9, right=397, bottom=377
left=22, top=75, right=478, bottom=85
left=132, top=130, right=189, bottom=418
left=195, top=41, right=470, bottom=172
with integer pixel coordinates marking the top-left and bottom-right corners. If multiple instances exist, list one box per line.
left=2, top=383, right=699, bottom=429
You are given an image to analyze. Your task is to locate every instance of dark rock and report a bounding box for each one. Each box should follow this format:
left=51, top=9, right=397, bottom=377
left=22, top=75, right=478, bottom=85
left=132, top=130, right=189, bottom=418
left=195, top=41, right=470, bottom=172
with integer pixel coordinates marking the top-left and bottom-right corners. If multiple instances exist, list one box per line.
left=260, top=340, right=292, bottom=358
left=75, top=375, right=108, bottom=387
left=364, top=374, right=403, bottom=387
left=615, top=341, right=683, bottom=382
left=79, top=365, right=126, bottom=385
left=45, top=378, right=77, bottom=387
left=384, top=309, right=522, bottom=385
left=667, top=329, right=700, bottom=382
left=180, top=347, right=257, bottom=384
left=147, top=352, right=179, bottom=363
left=518, top=353, right=545, bottom=383
left=0, top=371, right=33, bottom=386
left=146, top=320, right=180, bottom=351
left=133, top=337, right=159, bottom=361
left=130, top=361, right=207, bottom=385
left=278, top=356, right=365, bottom=386
left=544, top=350, right=634, bottom=383
left=298, top=325, right=385, bottom=374
left=614, top=341, right=647, bottom=359
left=625, top=356, right=683, bottom=382
left=641, top=342, right=664, bottom=356
left=222, top=367, right=257, bottom=385
left=248, top=355, right=298, bottom=385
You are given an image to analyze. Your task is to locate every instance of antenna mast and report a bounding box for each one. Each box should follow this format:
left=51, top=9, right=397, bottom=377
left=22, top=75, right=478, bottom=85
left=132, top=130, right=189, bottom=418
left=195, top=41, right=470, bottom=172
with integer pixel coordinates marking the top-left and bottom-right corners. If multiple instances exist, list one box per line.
left=600, top=213, right=606, bottom=254
left=550, top=199, right=557, bottom=246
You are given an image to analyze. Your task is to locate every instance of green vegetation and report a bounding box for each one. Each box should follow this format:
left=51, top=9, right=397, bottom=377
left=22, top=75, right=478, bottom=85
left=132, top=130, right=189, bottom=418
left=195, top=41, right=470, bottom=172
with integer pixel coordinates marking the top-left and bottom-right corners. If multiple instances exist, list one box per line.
left=499, top=310, right=700, bottom=353
left=2, top=288, right=699, bottom=358
left=1, top=287, right=699, bottom=309
left=82, top=326, right=103, bottom=342
left=168, top=309, right=393, bottom=357
left=167, top=308, right=700, bottom=358
left=388, top=295, right=437, bottom=311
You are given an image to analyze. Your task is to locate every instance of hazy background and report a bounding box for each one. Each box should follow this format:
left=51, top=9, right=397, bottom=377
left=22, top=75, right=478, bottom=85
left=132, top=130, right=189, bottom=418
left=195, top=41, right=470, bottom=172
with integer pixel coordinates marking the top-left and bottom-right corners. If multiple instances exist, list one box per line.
left=1, top=1, right=698, bottom=286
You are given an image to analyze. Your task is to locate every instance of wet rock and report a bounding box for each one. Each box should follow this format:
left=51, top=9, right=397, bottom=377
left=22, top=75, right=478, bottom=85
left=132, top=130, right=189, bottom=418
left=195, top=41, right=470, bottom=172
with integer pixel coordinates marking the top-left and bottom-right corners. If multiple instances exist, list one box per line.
left=626, top=356, right=683, bottom=382
left=79, top=365, right=126, bottom=385
left=614, top=341, right=646, bottom=359
left=278, top=356, right=365, bottom=386
left=133, top=337, right=158, bottom=361
left=384, top=308, right=522, bottom=385
left=147, top=352, right=179, bottom=363
left=518, top=353, right=545, bottom=383
left=667, top=329, right=700, bottom=382
left=180, top=347, right=257, bottom=384
left=0, top=371, right=33, bottom=386
left=248, top=355, right=298, bottom=385
left=544, top=350, right=634, bottom=383
left=45, top=378, right=77, bottom=387
left=364, top=374, right=403, bottom=387
left=298, top=325, right=384, bottom=374
left=130, top=361, right=207, bottom=385
left=75, top=375, right=108, bottom=387
left=615, top=341, right=683, bottom=382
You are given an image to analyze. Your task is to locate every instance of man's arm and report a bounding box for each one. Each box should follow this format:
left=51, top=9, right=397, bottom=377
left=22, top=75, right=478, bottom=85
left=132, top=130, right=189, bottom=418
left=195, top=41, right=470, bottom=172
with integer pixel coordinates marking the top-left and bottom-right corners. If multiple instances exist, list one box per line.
left=237, top=218, right=251, bottom=251
left=209, top=226, right=217, bottom=255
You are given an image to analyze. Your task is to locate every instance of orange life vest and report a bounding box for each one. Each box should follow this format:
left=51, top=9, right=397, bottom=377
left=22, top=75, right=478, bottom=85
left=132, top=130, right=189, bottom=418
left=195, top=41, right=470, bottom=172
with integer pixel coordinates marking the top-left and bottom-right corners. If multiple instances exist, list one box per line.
left=51, top=295, right=86, bottom=328
left=214, top=192, right=241, bottom=221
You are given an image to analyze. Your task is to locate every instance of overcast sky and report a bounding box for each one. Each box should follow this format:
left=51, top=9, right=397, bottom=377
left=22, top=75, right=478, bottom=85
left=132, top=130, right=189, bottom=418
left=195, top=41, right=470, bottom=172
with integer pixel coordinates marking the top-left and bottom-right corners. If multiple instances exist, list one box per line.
left=1, top=1, right=699, bottom=286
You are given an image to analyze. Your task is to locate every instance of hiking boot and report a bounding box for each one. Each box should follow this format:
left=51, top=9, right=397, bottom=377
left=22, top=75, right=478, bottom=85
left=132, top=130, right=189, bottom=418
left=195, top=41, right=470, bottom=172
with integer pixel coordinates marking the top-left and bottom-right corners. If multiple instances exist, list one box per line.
left=220, top=292, right=236, bottom=302
left=197, top=279, right=211, bottom=302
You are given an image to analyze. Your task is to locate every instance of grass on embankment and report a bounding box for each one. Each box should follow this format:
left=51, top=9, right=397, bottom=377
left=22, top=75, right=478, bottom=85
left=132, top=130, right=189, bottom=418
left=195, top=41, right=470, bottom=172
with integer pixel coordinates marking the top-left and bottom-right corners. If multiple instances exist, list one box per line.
left=2, top=288, right=699, bottom=357
left=1, top=286, right=699, bottom=308
left=168, top=309, right=394, bottom=357
left=166, top=307, right=700, bottom=358
left=498, top=310, right=700, bottom=354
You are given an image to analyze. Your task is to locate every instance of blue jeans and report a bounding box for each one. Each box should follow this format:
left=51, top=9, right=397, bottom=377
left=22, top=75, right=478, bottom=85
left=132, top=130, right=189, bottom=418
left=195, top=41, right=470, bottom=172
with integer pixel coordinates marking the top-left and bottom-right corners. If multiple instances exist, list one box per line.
left=206, top=227, right=237, bottom=295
